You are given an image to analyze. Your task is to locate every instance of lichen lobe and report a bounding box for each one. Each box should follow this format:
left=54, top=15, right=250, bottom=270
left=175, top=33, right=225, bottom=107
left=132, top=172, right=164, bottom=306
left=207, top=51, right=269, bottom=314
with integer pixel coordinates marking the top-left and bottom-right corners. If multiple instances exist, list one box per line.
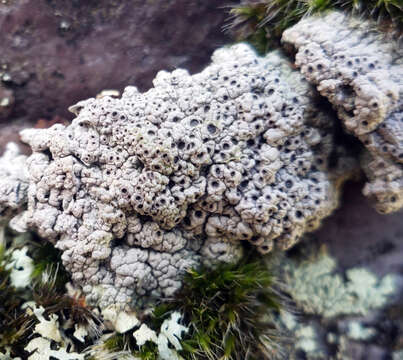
left=19, top=44, right=349, bottom=308
left=282, top=11, right=403, bottom=214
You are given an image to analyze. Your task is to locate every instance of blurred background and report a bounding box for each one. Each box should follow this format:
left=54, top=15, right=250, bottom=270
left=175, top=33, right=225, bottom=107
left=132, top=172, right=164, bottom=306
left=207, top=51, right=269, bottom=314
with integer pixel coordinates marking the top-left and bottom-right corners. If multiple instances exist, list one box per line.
left=0, top=0, right=236, bottom=150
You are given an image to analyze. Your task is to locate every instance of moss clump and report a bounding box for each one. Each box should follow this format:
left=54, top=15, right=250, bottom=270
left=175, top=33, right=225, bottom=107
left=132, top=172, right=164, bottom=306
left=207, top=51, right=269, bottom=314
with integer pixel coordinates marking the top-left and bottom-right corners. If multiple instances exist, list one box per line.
left=99, top=255, right=284, bottom=360
left=103, top=332, right=135, bottom=351
left=0, top=242, right=28, bottom=353
left=226, top=0, right=402, bottom=53
left=0, top=229, right=100, bottom=357
left=29, top=240, right=71, bottom=291
left=135, top=342, right=159, bottom=360
left=161, top=256, right=283, bottom=360
left=31, top=268, right=102, bottom=333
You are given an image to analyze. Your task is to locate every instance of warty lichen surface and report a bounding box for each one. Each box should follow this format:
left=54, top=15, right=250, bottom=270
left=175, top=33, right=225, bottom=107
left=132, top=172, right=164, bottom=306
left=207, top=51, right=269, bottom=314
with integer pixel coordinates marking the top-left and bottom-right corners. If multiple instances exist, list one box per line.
left=282, top=11, right=403, bottom=214
left=0, top=142, right=29, bottom=224
left=19, top=44, right=351, bottom=308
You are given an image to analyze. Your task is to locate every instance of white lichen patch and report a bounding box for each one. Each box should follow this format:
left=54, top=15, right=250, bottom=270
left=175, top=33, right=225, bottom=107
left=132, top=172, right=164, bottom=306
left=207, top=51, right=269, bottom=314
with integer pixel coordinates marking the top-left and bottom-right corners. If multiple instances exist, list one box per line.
left=295, top=325, right=323, bottom=356
left=155, top=312, right=188, bottom=360
left=133, top=323, right=158, bottom=346
left=284, top=250, right=398, bottom=318
left=102, top=305, right=140, bottom=333
left=25, top=337, right=84, bottom=360
left=278, top=311, right=326, bottom=359
left=5, top=246, right=34, bottom=288
left=347, top=321, right=376, bottom=341
left=159, top=312, right=188, bottom=351
left=20, top=302, right=89, bottom=359
left=90, top=311, right=188, bottom=360
left=73, top=324, right=88, bottom=343
left=32, top=306, right=62, bottom=342
left=346, top=268, right=396, bottom=312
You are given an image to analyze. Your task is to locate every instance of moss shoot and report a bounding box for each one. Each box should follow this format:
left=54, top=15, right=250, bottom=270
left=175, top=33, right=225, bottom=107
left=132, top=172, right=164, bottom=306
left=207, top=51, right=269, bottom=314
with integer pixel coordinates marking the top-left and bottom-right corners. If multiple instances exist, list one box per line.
left=226, top=0, right=402, bottom=53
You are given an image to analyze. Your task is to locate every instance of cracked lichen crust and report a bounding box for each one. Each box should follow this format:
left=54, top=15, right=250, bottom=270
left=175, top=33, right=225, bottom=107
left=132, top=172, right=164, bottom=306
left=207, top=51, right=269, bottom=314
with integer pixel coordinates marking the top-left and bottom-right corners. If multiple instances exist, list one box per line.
left=0, top=143, right=29, bottom=224
left=282, top=11, right=403, bottom=213
left=20, top=44, right=348, bottom=308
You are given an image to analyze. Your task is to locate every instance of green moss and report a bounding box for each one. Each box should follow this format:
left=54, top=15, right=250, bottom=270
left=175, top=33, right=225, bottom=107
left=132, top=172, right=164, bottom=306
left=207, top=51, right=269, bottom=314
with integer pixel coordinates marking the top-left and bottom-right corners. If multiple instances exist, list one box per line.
left=156, top=255, right=284, bottom=360
left=104, top=333, right=131, bottom=351
left=136, top=341, right=159, bottom=360
left=101, top=254, right=285, bottom=360
left=29, top=238, right=71, bottom=291
left=226, top=0, right=402, bottom=53
left=103, top=332, right=159, bottom=360
left=1, top=225, right=284, bottom=359
left=0, top=230, right=101, bottom=357
left=0, top=236, right=29, bottom=355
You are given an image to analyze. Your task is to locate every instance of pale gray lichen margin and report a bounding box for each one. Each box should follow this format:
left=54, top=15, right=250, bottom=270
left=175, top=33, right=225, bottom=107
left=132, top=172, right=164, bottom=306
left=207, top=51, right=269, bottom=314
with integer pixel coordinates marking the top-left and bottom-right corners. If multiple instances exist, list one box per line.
left=0, top=142, right=29, bottom=225
left=282, top=11, right=403, bottom=214
left=18, top=44, right=352, bottom=308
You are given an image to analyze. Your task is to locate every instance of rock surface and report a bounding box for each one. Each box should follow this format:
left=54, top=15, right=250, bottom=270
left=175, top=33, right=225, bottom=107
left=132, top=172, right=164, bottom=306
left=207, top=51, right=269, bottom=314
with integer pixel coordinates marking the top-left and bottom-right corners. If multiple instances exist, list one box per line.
left=0, top=0, right=235, bottom=121
left=315, top=180, right=403, bottom=276
left=305, top=181, right=403, bottom=359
